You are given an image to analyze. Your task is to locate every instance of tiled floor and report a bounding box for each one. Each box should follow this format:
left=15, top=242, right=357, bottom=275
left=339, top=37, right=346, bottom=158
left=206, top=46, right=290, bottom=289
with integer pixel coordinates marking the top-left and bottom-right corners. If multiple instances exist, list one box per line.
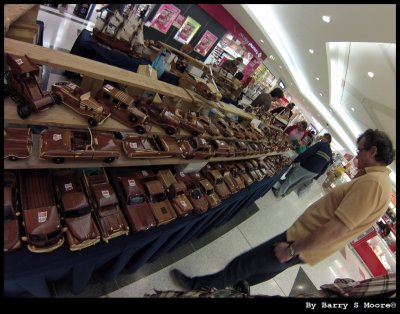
left=14, top=5, right=372, bottom=298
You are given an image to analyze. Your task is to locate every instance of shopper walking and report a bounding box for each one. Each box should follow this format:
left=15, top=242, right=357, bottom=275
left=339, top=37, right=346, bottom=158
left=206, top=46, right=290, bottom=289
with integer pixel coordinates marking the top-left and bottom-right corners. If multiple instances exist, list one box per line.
left=273, top=132, right=332, bottom=198
left=250, top=87, right=284, bottom=114
left=170, top=129, right=394, bottom=292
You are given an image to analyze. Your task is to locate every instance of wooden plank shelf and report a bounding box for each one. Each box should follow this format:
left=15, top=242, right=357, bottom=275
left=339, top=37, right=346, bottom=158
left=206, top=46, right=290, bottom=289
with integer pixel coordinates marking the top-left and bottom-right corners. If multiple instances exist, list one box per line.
left=4, top=134, right=284, bottom=170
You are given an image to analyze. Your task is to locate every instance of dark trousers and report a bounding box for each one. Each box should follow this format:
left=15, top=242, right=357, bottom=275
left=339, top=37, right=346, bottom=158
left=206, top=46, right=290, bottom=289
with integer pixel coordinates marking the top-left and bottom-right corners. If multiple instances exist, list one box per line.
left=190, top=232, right=303, bottom=289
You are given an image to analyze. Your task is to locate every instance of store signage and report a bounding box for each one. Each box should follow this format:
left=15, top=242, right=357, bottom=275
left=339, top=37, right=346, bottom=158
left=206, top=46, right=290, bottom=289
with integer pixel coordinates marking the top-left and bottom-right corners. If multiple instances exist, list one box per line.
left=194, top=30, right=218, bottom=56
left=174, top=16, right=201, bottom=44
left=150, top=4, right=180, bottom=34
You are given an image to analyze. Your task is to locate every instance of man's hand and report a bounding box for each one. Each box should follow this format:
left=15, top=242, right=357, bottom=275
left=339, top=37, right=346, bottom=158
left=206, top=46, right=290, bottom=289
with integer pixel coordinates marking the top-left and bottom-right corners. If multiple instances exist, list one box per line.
left=273, top=242, right=294, bottom=263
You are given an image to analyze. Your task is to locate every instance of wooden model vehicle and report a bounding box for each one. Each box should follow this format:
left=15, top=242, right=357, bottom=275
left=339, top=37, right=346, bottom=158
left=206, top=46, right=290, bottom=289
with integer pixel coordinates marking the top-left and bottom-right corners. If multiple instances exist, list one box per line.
left=197, top=115, right=220, bottom=136
left=51, top=81, right=111, bottom=127
left=244, top=160, right=262, bottom=181
left=39, top=128, right=120, bottom=164
left=211, top=139, right=235, bottom=157
left=175, top=110, right=205, bottom=136
left=96, top=84, right=148, bottom=134
left=257, top=159, right=269, bottom=176
left=217, top=165, right=241, bottom=194
left=250, top=159, right=265, bottom=180
left=53, top=169, right=101, bottom=251
left=157, top=169, right=193, bottom=217
left=235, top=162, right=254, bottom=187
left=82, top=168, right=129, bottom=242
left=177, top=137, right=214, bottom=160
left=175, top=172, right=208, bottom=214
left=19, top=169, right=64, bottom=253
left=122, top=135, right=182, bottom=158
left=201, top=168, right=231, bottom=200
left=141, top=101, right=180, bottom=135
left=4, top=171, right=22, bottom=252
left=107, top=168, right=156, bottom=232
left=212, top=117, right=235, bottom=138
left=143, top=180, right=177, bottom=226
left=5, top=53, right=56, bottom=119
left=233, top=141, right=249, bottom=157
left=225, top=164, right=246, bottom=190
left=198, top=178, right=221, bottom=208
left=4, top=127, right=33, bottom=161
left=228, top=121, right=246, bottom=140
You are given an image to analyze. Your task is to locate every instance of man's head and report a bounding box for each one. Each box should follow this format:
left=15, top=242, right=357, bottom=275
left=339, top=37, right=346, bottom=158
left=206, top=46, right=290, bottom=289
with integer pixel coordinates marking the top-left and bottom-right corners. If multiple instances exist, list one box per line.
left=297, top=121, right=308, bottom=131
left=234, top=71, right=244, bottom=80
left=356, top=129, right=395, bottom=168
left=270, top=87, right=284, bottom=100
left=234, top=57, right=243, bottom=66
left=287, top=102, right=295, bottom=110
left=321, top=133, right=332, bottom=143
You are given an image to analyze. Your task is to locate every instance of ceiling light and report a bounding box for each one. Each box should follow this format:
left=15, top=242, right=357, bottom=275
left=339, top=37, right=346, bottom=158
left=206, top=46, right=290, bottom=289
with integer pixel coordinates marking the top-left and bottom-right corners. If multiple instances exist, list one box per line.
left=279, top=65, right=282, bottom=69
left=316, top=77, right=320, bottom=80
left=260, top=39, right=264, bottom=43
left=322, top=16, right=331, bottom=23
left=368, top=72, right=374, bottom=78
left=269, top=55, right=275, bottom=60
left=351, top=107, right=355, bottom=111
left=319, top=93, right=323, bottom=96
left=309, top=49, right=314, bottom=54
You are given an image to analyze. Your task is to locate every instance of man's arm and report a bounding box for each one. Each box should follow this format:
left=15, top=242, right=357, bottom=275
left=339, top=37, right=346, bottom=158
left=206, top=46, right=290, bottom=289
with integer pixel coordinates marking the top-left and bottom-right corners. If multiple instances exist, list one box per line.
left=274, top=216, right=349, bottom=262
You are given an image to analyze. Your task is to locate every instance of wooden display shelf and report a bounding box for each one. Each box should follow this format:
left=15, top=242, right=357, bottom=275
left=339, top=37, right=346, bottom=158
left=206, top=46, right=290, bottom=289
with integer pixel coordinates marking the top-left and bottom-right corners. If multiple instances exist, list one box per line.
left=4, top=134, right=283, bottom=170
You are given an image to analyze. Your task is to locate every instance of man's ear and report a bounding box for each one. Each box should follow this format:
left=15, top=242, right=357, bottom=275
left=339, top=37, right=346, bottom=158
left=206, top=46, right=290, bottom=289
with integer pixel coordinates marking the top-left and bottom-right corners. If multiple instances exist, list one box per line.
left=370, top=145, right=378, bottom=159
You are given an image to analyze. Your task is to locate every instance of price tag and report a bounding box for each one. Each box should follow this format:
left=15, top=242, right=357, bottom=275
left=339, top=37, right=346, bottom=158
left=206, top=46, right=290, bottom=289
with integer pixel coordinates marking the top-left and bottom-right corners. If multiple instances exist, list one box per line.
left=101, top=190, right=110, bottom=198
left=15, top=58, right=24, bottom=65
left=179, top=172, right=185, bottom=177
left=53, top=134, right=62, bottom=141
left=104, top=84, right=113, bottom=90
left=129, top=142, right=138, bottom=149
left=38, top=211, right=47, bottom=223
left=142, top=170, right=148, bottom=176
left=128, top=179, right=136, bottom=186
left=180, top=200, right=187, bottom=207
left=67, top=82, right=77, bottom=89
left=64, top=183, right=73, bottom=191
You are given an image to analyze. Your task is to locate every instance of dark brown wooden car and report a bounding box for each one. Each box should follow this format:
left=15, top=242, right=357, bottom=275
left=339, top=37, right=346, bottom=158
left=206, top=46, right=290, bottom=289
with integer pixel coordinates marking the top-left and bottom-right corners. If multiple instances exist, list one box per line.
left=51, top=81, right=111, bottom=127
left=19, top=169, right=64, bottom=253
left=211, top=139, right=235, bottom=157
left=122, top=135, right=182, bottom=158
left=108, top=168, right=156, bottom=232
left=177, top=137, right=214, bottom=160
left=175, top=172, right=208, bottom=214
left=225, top=164, right=246, bottom=190
left=39, top=128, right=120, bottom=164
left=235, top=162, right=254, bottom=187
left=83, top=168, right=129, bottom=242
left=197, top=115, right=220, bottom=136
left=96, top=84, right=149, bottom=134
left=212, top=117, right=235, bottom=138
left=5, top=53, right=56, bottom=119
left=53, top=169, right=101, bottom=251
left=4, top=171, right=22, bottom=252
left=4, top=127, right=33, bottom=161
left=201, top=168, right=231, bottom=200
left=198, top=178, right=221, bottom=208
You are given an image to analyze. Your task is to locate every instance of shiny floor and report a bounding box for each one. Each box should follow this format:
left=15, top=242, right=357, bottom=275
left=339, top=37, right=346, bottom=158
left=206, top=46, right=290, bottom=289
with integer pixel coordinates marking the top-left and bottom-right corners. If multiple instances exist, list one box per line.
left=32, top=5, right=370, bottom=298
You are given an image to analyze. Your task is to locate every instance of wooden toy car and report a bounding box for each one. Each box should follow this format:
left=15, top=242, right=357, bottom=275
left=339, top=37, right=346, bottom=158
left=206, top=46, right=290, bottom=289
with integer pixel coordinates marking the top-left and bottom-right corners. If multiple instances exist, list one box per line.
left=211, top=139, right=235, bottom=157
left=176, top=110, right=205, bottom=136
left=107, top=168, right=156, bottom=232
left=141, top=101, right=180, bottom=135
left=198, top=178, right=221, bottom=208
left=4, top=171, right=22, bottom=252
left=233, top=141, right=249, bottom=157
left=53, top=169, right=101, bottom=251
left=96, top=84, right=148, bottom=134
left=212, top=117, right=235, bottom=138
left=143, top=180, right=177, bottom=226
left=122, top=135, right=182, bottom=158
left=51, top=81, right=111, bottom=127
left=244, top=160, right=262, bottom=181
left=4, top=127, right=33, bottom=161
left=39, top=128, right=120, bottom=164
left=175, top=172, right=208, bottom=214
left=197, top=115, right=220, bottom=136
left=82, top=168, right=129, bottom=242
left=177, top=137, right=214, bottom=160
left=217, top=165, right=241, bottom=194
left=250, top=159, right=265, bottom=180
left=235, top=162, right=254, bottom=187
left=201, top=167, right=231, bottom=200
left=225, top=164, right=246, bottom=190
left=19, top=169, right=64, bottom=253
left=5, top=53, right=56, bottom=119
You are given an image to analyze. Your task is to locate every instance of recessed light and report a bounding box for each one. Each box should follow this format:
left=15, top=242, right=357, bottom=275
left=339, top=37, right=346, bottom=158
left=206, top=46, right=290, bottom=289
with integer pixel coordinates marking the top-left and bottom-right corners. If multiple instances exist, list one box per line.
left=351, top=107, right=355, bottom=111
left=368, top=72, right=374, bottom=78
left=309, top=49, right=314, bottom=54
left=319, top=93, right=323, bottom=96
left=322, top=16, right=331, bottom=23
left=260, top=39, right=264, bottom=43
left=269, top=55, right=275, bottom=60
left=316, top=77, right=320, bottom=81
left=279, top=65, right=282, bottom=69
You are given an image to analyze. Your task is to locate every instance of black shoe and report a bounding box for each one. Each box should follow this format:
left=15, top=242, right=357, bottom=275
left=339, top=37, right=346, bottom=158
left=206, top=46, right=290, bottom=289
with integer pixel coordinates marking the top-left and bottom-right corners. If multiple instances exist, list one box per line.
left=233, top=280, right=250, bottom=295
left=170, top=269, right=193, bottom=290
left=272, top=187, right=279, bottom=197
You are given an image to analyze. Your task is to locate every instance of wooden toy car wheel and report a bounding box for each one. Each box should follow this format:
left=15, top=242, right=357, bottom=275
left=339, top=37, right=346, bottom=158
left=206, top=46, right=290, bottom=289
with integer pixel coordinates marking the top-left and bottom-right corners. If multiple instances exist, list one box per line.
left=135, top=125, right=146, bottom=134
left=51, top=93, right=62, bottom=104
left=191, top=131, right=199, bottom=136
left=165, top=127, right=175, bottom=135
left=88, top=117, right=98, bottom=127
left=53, top=157, right=65, bottom=164
left=128, top=113, right=138, bottom=123
left=8, top=155, right=19, bottom=161
left=17, top=104, right=31, bottom=119
left=104, top=157, right=115, bottom=163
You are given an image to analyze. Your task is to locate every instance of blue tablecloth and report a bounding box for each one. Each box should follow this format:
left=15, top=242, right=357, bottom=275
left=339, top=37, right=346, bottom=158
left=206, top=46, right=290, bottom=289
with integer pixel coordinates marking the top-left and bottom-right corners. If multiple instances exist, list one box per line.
left=4, top=169, right=286, bottom=297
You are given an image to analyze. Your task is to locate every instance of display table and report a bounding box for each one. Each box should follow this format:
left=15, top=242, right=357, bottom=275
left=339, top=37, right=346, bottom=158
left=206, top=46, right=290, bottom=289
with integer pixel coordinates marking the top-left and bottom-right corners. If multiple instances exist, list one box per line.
left=4, top=169, right=285, bottom=297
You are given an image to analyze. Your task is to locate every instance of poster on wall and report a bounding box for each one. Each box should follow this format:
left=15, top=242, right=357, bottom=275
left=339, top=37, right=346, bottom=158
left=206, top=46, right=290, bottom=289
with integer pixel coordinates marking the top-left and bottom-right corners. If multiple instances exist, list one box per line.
left=150, top=4, right=180, bottom=34
left=172, top=14, right=186, bottom=28
left=173, top=16, right=201, bottom=44
left=193, top=30, right=218, bottom=56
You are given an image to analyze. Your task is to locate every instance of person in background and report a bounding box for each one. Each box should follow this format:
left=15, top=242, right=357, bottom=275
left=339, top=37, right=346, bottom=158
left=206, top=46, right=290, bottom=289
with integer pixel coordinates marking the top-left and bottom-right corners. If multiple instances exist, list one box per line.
left=170, top=129, right=394, bottom=295
left=284, top=121, right=309, bottom=149
left=221, top=57, right=243, bottom=75
left=220, top=71, right=244, bottom=106
left=249, top=87, right=284, bottom=114
left=270, top=102, right=296, bottom=129
left=273, top=133, right=333, bottom=198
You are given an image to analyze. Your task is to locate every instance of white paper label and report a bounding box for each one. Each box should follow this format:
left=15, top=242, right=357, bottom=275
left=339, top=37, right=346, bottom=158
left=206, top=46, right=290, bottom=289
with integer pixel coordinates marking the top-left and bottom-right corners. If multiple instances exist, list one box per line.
left=38, top=211, right=47, bottom=223
left=179, top=172, right=185, bottom=177
left=129, top=142, right=138, bottom=149
left=15, top=58, right=24, bottom=65
left=53, top=134, right=62, bottom=141
left=101, top=190, right=110, bottom=198
left=142, top=170, right=148, bottom=176
left=200, top=138, right=206, bottom=144
left=67, top=82, right=77, bottom=89
left=104, top=84, right=113, bottom=90
left=64, top=183, right=73, bottom=191
left=180, top=200, right=187, bottom=207
left=128, top=179, right=136, bottom=186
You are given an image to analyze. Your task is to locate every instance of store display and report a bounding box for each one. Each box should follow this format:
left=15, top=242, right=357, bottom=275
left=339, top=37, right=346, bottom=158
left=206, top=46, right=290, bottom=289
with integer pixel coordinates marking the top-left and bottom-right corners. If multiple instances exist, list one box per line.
left=82, top=168, right=130, bottom=242
left=212, top=116, right=235, bottom=138
left=225, top=164, right=246, bottom=190
left=96, top=84, right=149, bottom=134
left=39, top=128, right=120, bottom=164
left=197, top=115, right=220, bottom=136
left=214, top=164, right=241, bottom=194
left=107, top=167, right=157, bottom=232
left=5, top=54, right=56, bottom=119
left=4, top=127, right=33, bottom=161
left=201, top=167, right=231, bottom=200
left=175, top=172, right=209, bottom=214
left=53, top=169, right=101, bottom=251
left=177, top=137, right=214, bottom=160
left=19, top=169, right=65, bottom=253
left=4, top=171, right=22, bottom=252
